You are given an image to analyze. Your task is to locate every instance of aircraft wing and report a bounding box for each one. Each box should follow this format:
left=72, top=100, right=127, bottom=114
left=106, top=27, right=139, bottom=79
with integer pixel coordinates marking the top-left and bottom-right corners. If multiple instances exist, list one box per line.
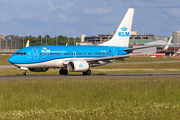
left=61, top=52, right=151, bottom=65
left=86, top=52, right=152, bottom=63
left=123, top=45, right=159, bottom=51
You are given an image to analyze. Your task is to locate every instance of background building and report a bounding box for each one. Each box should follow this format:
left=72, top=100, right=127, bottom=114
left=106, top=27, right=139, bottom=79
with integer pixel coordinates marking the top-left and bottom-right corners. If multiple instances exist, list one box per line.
left=79, top=31, right=178, bottom=56
left=81, top=31, right=169, bottom=45
left=173, top=31, right=180, bottom=43
left=0, top=35, right=21, bottom=54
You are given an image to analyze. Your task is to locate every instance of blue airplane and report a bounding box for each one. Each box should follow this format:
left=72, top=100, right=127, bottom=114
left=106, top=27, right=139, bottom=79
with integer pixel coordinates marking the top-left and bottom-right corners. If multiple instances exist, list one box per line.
left=8, top=8, right=160, bottom=75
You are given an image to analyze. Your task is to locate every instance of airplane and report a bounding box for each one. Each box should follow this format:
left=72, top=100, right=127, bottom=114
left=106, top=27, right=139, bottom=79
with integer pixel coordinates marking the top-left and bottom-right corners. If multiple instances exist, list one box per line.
left=161, top=37, right=172, bottom=51
left=8, top=8, right=168, bottom=76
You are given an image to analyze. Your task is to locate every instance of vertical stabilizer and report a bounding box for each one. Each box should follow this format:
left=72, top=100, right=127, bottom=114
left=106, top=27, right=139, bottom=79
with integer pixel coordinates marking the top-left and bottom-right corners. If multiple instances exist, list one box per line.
left=100, top=8, right=134, bottom=47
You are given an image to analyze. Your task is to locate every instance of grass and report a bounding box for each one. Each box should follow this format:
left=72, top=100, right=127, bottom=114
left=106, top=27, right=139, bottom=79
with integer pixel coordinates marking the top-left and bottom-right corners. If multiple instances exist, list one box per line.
left=1, top=55, right=180, bottom=119
left=0, top=55, right=11, bottom=65
left=116, top=56, right=177, bottom=63
left=0, top=79, right=180, bottom=119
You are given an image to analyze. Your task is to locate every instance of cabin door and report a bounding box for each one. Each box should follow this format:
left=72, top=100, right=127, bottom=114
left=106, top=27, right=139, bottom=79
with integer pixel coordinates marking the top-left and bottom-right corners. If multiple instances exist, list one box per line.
left=113, top=48, right=117, bottom=56
left=32, top=48, right=39, bottom=60
left=73, top=51, right=77, bottom=58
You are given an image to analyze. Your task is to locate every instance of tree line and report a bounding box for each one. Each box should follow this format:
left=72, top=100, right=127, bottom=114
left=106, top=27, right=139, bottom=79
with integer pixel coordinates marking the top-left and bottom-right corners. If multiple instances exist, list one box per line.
left=20, top=35, right=80, bottom=48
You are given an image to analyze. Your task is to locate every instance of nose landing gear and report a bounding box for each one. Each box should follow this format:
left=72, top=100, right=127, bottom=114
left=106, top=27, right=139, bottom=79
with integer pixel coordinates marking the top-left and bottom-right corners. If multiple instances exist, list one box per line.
left=23, top=71, right=29, bottom=76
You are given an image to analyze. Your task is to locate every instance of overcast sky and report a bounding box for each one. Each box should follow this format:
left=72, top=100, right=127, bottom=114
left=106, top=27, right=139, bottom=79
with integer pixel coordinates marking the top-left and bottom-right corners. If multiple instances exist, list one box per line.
left=0, top=0, right=180, bottom=37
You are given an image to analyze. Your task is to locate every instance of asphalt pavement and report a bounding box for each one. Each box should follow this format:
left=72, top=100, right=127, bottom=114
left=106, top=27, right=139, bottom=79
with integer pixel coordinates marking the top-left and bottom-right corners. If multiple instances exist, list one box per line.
left=1, top=73, right=180, bottom=81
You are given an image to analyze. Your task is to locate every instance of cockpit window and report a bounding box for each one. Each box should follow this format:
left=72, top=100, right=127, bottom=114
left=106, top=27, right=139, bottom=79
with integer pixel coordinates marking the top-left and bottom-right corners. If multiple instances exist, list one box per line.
left=14, top=52, right=26, bottom=55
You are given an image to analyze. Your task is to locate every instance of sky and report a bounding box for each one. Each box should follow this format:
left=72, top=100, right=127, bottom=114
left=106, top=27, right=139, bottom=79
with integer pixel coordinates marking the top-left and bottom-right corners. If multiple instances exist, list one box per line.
left=0, top=0, right=180, bottom=38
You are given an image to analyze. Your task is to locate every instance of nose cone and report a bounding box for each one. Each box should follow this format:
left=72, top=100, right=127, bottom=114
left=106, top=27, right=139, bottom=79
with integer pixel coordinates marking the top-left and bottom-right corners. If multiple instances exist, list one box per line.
left=8, top=56, right=15, bottom=64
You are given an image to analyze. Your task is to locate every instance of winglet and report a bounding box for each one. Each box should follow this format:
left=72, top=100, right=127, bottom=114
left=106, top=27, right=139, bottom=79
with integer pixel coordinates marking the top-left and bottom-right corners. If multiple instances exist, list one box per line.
left=25, top=40, right=29, bottom=47
left=162, top=37, right=172, bottom=51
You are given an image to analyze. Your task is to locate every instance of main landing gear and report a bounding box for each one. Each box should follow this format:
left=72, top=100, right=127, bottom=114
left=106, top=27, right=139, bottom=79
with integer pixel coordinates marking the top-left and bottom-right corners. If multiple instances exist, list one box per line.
left=59, top=68, right=68, bottom=75
left=83, top=69, right=91, bottom=75
left=23, top=71, right=28, bottom=76
left=59, top=68, right=91, bottom=75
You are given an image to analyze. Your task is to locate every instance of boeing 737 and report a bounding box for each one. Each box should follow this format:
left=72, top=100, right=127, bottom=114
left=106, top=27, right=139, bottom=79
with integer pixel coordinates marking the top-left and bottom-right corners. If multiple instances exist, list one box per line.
left=8, top=8, right=168, bottom=76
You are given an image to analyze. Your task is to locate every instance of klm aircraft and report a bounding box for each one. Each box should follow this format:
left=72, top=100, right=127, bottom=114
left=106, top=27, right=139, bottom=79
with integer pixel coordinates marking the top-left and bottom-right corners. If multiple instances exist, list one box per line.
left=8, top=8, right=159, bottom=75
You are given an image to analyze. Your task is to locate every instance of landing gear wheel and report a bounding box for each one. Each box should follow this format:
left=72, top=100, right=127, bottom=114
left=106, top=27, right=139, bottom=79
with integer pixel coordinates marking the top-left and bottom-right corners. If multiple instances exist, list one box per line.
left=83, top=69, right=91, bottom=75
left=23, top=71, right=28, bottom=76
left=59, top=68, right=68, bottom=75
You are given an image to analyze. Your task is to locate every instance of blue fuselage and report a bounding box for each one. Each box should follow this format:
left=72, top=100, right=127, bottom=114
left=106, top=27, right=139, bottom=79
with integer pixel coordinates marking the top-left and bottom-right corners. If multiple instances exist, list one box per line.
left=9, top=45, right=131, bottom=66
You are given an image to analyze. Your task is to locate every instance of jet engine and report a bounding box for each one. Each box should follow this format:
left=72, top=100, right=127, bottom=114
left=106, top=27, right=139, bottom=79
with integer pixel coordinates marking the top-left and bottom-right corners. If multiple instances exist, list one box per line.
left=67, top=60, right=89, bottom=72
left=28, top=68, right=49, bottom=72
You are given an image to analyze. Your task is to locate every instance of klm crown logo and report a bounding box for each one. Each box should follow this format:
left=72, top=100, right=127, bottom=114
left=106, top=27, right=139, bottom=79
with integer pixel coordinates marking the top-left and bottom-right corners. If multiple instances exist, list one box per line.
left=118, top=26, right=130, bottom=37
left=79, top=64, right=83, bottom=67
left=121, top=26, right=127, bottom=31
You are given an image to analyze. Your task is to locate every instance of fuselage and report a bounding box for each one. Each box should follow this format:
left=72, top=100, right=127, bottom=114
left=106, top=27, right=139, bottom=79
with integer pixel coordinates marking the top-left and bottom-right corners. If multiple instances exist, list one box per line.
left=9, top=45, right=131, bottom=68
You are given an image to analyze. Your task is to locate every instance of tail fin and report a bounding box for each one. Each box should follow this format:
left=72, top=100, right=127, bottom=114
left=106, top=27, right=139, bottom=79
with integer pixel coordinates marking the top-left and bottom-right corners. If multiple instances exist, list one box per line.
left=100, top=8, right=134, bottom=47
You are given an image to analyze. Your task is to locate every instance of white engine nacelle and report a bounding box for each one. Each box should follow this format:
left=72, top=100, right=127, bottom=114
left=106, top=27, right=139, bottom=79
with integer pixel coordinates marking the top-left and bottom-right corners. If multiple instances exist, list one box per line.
left=67, top=60, right=89, bottom=72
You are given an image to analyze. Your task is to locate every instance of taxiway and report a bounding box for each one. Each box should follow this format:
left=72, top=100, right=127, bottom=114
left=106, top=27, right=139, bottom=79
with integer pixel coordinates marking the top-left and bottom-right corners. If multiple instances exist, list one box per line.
left=1, top=73, right=180, bottom=81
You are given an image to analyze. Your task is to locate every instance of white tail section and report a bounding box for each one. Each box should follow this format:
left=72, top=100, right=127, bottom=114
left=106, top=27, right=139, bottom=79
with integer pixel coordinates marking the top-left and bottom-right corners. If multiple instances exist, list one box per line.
left=100, top=8, right=134, bottom=47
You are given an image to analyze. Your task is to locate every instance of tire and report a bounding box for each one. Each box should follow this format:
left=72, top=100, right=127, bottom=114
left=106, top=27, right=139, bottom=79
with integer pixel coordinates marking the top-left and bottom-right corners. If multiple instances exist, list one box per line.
left=63, top=69, right=68, bottom=75
left=23, top=71, right=28, bottom=76
left=59, top=69, right=64, bottom=75
left=59, top=69, right=68, bottom=75
left=83, top=69, right=91, bottom=75
left=86, top=69, right=91, bottom=75
left=83, top=72, right=86, bottom=75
